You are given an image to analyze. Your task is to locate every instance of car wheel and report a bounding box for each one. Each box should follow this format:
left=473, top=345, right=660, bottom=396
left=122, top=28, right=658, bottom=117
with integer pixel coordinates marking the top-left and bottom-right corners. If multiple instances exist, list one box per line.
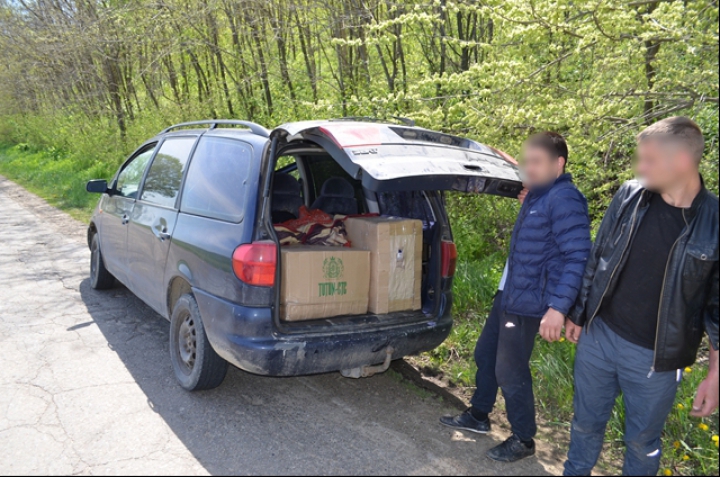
left=90, top=234, right=115, bottom=290
left=169, top=294, right=228, bottom=391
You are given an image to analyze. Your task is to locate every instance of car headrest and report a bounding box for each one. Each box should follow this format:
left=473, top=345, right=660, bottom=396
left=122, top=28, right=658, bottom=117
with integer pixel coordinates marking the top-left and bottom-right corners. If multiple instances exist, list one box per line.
left=273, top=173, right=301, bottom=196
left=319, top=177, right=354, bottom=198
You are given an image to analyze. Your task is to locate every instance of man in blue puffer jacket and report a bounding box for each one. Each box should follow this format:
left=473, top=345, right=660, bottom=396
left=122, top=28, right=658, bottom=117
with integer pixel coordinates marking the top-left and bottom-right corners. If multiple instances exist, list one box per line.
left=441, top=132, right=591, bottom=463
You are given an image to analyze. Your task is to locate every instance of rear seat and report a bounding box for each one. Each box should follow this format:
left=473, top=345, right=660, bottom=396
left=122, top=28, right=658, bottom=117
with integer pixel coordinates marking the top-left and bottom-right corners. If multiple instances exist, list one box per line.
left=311, top=177, right=358, bottom=216
left=272, top=173, right=303, bottom=223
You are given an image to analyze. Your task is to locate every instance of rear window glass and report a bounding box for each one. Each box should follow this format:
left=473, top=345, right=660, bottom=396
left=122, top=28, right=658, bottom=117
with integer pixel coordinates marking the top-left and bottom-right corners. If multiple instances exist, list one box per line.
left=141, top=137, right=196, bottom=208
left=180, top=137, right=252, bottom=222
left=304, top=155, right=365, bottom=212
left=378, top=191, right=434, bottom=224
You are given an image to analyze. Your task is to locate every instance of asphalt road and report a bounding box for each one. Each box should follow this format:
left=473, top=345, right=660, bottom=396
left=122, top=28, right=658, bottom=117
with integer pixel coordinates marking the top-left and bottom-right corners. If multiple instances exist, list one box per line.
left=0, top=176, right=562, bottom=476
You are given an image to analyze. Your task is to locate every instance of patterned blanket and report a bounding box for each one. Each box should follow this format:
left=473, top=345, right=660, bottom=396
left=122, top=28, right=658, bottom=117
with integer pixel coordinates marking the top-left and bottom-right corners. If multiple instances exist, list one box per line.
left=274, top=206, right=351, bottom=247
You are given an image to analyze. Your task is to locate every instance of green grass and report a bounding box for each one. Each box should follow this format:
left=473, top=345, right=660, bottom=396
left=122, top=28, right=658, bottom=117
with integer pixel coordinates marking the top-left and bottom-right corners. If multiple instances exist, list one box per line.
left=1, top=142, right=717, bottom=475
left=0, top=143, right=113, bottom=221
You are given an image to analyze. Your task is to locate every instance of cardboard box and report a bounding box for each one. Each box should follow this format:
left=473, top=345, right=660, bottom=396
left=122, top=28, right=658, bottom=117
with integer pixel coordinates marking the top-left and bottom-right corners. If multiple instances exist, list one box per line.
left=344, top=217, right=423, bottom=314
left=280, top=246, right=370, bottom=321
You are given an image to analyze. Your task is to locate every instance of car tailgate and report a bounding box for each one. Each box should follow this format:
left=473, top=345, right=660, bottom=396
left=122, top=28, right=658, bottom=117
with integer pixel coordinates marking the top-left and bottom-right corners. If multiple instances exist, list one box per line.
left=272, top=121, right=523, bottom=197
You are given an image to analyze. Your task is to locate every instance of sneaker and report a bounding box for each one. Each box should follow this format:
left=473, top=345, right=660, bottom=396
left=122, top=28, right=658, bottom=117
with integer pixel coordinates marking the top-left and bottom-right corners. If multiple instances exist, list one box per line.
left=439, top=409, right=491, bottom=434
left=486, top=435, right=535, bottom=463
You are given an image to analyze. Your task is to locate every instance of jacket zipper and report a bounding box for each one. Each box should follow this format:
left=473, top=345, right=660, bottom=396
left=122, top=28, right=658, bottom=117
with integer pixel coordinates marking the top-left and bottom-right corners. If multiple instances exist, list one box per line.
left=648, top=208, right=689, bottom=378
left=587, top=191, right=645, bottom=330
left=613, top=223, right=626, bottom=246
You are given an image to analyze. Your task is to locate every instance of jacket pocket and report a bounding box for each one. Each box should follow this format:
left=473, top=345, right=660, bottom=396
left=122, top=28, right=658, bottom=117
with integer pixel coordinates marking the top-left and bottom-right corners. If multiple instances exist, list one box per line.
left=681, top=246, right=717, bottom=307
left=683, top=246, right=718, bottom=281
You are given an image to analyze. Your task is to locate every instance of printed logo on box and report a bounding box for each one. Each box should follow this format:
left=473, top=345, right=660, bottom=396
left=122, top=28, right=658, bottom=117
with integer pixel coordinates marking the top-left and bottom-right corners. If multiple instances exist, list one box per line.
left=320, top=257, right=347, bottom=297
left=322, top=257, right=344, bottom=280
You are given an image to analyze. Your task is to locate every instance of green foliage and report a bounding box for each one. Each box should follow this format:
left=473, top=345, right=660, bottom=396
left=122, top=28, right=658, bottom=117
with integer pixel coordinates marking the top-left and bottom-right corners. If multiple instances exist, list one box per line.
left=0, top=2, right=717, bottom=215
left=447, top=193, right=520, bottom=260
left=0, top=143, right=114, bottom=220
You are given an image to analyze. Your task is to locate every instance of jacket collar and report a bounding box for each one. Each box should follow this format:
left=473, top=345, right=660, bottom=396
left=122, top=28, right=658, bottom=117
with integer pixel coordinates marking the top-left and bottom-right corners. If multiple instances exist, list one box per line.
left=528, top=173, right=573, bottom=198
left=642, top=175, right=709, bottom=220
left=687, top=178, right=710, bottom=220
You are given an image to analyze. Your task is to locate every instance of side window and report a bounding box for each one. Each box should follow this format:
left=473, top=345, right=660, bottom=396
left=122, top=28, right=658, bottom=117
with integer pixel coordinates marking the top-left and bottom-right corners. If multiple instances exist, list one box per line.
left=140, top=137, right=196, bottom=208
left=115, top=146, right=156, bottom=199
left=180, top=137, right=252, bottom=222
left=276, top=155, right=299, bottom=179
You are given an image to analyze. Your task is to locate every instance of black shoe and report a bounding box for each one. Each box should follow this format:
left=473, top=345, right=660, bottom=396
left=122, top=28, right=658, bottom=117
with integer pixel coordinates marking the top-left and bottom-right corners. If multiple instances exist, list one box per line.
left=486, top=435, right=535, bottom=463
left=439, top=409, right=491, bottom=434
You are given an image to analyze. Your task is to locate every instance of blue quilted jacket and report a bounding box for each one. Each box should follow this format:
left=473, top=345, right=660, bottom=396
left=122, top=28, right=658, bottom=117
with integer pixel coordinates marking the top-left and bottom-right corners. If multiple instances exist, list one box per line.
left=501, top=173, right=591, bottom=318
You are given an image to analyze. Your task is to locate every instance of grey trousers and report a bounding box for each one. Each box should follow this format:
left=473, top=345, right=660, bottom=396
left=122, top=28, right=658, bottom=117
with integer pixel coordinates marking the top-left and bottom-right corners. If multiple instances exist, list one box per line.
left=564, top=318, right=680, bottom=476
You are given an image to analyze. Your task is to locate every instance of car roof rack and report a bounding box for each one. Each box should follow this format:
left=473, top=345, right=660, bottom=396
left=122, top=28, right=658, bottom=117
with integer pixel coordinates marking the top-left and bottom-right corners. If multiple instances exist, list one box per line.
left=160, top=120, right=270, bottom=138
left=330, top=116, right=416, bottom=127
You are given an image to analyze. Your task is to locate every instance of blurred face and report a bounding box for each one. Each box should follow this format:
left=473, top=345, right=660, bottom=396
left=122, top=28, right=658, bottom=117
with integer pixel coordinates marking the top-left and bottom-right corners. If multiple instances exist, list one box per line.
left=636, top=139, right=695, bottom=192
left=520, top=144, right=565, bottom=188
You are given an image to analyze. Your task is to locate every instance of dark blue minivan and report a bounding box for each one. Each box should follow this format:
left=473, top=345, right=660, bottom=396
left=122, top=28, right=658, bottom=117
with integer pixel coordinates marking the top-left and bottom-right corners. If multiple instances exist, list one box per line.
left=86, top=119, right=521, bottom=390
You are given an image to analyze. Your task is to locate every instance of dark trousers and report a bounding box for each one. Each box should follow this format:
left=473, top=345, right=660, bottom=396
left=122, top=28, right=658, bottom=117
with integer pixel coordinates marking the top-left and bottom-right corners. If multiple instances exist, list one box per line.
left=564, top=318, right=680, bottom=476
left=470, top=292, right=541, bottom=441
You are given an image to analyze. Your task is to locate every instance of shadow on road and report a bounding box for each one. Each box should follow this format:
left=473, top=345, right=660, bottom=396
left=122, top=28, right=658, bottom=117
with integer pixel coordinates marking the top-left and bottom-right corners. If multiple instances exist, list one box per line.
left=78, top=277, right=556, bottom=476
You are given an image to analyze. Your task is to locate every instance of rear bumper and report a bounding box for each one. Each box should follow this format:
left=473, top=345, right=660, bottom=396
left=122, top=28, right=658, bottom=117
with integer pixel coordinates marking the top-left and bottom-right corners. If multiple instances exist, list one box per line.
left=194, top=288, right=452, bottom=377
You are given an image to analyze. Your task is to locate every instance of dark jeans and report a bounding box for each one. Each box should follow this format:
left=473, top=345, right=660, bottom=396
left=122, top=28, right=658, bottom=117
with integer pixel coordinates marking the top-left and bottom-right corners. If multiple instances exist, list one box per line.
left=564, top=318, right=680, bottom=476
left=470, top=292, right=541, bottom=441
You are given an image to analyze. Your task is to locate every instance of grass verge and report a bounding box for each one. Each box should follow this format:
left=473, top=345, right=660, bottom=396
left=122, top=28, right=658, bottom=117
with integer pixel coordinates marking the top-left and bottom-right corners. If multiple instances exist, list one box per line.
left=0, top=143, right=114, bottom=221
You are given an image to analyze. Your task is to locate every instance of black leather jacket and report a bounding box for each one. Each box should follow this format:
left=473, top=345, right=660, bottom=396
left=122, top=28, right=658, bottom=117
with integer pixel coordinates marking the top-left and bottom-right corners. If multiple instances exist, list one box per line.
left=569, top=180, right=719, bottom=372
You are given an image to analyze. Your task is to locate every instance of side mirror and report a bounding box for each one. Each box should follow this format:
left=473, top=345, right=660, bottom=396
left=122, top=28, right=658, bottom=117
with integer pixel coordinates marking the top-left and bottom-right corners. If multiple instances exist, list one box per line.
left=86, top=179, right=109, bottom=194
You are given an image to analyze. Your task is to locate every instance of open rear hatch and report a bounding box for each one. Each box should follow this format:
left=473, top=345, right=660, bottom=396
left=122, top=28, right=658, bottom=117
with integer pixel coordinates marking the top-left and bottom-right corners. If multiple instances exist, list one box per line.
left=273, top=120, right=522, bottom=196
left=255, top=120, right=522, bottom=334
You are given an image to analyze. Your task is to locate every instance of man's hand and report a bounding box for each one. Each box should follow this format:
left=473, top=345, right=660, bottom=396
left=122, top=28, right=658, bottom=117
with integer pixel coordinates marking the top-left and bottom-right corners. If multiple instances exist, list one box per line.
left=691, top=347, right=719, bottom=418
left=565, top=319, right=582, bottom=344
left=518, top=187, right=529, bottom=205
left=540, top=308, right=565, bottom=342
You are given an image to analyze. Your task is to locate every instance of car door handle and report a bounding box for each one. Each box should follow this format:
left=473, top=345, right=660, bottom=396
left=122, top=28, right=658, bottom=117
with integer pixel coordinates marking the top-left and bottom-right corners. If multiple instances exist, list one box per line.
left=121, top=214, right=129, bottom=225
left=155, top=225, right=171, bottom=241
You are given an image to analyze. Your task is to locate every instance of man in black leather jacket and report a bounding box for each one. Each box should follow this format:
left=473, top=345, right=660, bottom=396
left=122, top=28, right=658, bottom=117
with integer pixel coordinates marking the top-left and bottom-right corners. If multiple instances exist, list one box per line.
left=563, top=117, right=719, bottom=476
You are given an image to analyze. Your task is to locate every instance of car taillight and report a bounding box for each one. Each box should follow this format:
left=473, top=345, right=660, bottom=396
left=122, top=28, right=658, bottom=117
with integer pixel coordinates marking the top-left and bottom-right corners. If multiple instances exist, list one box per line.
left=232, top=241, right=277, bottom=287
left=441, top=240, right=458, bottom=278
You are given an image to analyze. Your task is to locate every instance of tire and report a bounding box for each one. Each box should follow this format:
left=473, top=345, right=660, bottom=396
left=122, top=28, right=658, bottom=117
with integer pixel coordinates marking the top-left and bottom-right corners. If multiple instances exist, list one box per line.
left=90, top=233, right=115, bottom=290
left=169, top=294, right=228, bottom=391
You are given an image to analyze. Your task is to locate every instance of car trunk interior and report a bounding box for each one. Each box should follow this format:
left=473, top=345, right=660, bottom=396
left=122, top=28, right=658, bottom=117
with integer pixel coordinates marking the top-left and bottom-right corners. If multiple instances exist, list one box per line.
left=262, top=141, right=445, bottom=334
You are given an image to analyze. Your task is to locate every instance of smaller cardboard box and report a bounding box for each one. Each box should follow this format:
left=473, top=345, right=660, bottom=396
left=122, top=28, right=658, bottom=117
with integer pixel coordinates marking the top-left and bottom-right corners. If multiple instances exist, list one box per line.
left=280, top=246, right=370, bottom=321
left=344, top=217, right=423, bottom=314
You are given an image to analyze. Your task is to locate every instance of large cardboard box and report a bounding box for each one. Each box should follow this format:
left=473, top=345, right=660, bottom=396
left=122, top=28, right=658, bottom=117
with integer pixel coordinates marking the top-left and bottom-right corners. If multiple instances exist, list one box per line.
left=280, top=246, right=370, bottom=321
left=344, top=217, right=423, bottom=314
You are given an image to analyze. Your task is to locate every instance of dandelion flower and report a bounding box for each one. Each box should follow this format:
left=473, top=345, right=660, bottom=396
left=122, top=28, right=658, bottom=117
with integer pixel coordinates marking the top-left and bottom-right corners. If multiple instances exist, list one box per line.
left=663, top=469, right=673, bottom=476
left=698, top=423, right=709, bottom=431
left=673, top=441, right=681, bottom=449
left=712, top=435, right=719, bottom=443
left=677, top=403, right=685, bottom=410
left=559, top=337, right=566, bottom=342
left=682, top=455, right=690, bottom=461
left=684, top=367, right=692, bottom=373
